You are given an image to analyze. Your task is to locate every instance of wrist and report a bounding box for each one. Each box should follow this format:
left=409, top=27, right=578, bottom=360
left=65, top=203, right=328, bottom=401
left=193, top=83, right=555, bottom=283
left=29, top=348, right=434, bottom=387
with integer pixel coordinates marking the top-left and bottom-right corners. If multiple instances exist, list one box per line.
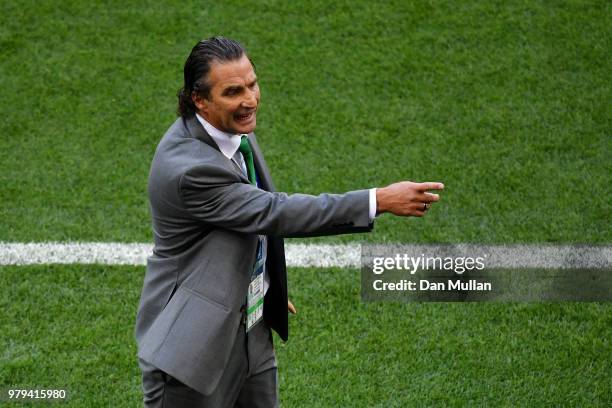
left=375, top=187, right=388, bottom=215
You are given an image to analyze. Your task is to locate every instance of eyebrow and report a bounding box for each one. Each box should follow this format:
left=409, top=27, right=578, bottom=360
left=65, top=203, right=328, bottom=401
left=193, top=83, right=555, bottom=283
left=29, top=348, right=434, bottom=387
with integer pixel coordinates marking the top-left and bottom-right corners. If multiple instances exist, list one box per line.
left=221, top=77, right=258, bottom=96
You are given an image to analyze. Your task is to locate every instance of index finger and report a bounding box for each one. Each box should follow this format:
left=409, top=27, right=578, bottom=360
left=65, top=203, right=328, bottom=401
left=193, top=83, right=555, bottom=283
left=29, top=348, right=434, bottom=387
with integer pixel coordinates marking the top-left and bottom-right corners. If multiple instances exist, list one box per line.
left=288, top=300, right=297, bottom=314
left=417, top=182, right=444, bottom=191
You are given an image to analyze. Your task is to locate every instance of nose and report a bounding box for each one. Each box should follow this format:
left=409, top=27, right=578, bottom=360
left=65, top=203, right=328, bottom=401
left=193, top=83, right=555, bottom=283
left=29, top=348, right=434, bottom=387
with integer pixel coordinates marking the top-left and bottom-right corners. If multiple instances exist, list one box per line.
left=242, top=89, right=257, bottom=109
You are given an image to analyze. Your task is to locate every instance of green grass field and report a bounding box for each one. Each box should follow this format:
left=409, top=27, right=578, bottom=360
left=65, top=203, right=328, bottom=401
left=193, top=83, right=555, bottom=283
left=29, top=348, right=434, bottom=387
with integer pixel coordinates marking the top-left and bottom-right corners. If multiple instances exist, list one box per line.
left=1, top=266, right=610, bottom=407
left=1, top=0, right=610, bottom=406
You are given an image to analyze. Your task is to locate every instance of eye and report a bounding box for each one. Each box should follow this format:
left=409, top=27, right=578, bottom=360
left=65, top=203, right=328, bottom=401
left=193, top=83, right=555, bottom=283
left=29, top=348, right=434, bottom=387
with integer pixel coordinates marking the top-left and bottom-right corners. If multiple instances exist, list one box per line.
left=223, top=87, right=241, bottom=96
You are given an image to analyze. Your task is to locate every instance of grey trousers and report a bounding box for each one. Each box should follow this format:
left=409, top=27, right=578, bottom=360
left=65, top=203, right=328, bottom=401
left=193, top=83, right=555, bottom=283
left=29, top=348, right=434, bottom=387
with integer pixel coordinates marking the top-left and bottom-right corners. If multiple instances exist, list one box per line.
left=139, top=320, right=278, bottom=408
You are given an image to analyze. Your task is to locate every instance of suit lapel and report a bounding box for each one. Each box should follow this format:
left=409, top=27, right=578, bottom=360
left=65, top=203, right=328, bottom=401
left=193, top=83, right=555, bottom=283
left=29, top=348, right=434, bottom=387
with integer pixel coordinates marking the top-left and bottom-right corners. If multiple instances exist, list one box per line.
left=184, top=116, right=250, bottom=183
left=184, top=115, right=218, bottom=151
left=248, top=134, right=275, bottom=192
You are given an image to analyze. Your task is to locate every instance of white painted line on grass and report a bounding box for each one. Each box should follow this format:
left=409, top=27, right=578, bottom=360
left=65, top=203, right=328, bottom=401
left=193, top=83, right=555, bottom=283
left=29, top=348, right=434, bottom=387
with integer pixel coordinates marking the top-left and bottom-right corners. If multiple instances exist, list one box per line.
left=0, top=242, right=610, bottom=268
left=285, top=244, right=361, bottom=268
left=0, top=242, right=152, bottom=266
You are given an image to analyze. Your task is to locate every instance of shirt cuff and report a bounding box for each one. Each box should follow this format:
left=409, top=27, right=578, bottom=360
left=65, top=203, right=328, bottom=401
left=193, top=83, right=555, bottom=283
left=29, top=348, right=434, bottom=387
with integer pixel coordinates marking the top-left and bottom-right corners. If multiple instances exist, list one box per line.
left=368, top=188, right=377, bottom=221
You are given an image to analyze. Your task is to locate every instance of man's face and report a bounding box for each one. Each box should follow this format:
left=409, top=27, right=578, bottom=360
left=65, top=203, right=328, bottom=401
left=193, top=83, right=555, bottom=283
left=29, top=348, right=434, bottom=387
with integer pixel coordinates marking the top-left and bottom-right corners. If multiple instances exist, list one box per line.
left=193, top=55, right=260, bottom=134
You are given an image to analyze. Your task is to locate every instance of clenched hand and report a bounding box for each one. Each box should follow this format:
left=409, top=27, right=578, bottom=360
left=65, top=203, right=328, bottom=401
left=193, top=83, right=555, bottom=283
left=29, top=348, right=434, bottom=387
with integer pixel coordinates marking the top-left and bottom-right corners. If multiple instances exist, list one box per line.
left=376, top=181, right=444, bottom=217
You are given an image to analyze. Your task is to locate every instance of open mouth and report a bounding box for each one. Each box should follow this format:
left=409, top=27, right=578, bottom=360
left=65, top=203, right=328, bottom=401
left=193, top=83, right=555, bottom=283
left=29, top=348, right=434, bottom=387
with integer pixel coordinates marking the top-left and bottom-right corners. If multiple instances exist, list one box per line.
left=235, top=111, right=255, bottom=123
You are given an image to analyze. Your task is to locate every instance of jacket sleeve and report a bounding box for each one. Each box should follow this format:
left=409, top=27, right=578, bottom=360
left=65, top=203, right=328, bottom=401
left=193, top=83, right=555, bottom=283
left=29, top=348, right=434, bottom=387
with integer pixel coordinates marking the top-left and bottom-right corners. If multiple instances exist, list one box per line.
left=178, top=163, right=372, bottom=238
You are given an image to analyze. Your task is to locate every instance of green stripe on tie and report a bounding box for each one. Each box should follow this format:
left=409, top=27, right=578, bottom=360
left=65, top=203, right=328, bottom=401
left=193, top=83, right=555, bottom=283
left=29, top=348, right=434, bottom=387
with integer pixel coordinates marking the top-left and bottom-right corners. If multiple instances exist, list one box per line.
left=239, top=135, right=257, bottom=185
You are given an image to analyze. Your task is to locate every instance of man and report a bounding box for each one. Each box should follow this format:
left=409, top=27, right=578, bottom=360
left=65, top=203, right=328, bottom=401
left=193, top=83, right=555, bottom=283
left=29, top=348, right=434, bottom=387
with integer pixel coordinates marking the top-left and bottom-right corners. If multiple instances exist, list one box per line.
left=135, top=37, right=443, bottom=407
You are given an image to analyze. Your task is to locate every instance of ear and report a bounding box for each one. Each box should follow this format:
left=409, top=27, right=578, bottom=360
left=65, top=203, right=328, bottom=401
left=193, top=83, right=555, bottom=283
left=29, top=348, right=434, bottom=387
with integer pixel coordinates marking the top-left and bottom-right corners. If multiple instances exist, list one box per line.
left=192, top=92, right=209, bottom=115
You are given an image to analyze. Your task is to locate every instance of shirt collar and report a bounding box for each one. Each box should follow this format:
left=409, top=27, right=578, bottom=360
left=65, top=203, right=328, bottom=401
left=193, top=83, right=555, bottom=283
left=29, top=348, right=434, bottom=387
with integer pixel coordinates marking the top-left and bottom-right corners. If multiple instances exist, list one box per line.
left=195, top=113, right=242, bottom=160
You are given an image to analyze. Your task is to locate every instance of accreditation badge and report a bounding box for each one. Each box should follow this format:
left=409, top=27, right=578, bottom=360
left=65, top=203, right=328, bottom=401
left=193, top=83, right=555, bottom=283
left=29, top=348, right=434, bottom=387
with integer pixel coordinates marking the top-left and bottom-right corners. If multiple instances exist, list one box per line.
left=246, top=237, right=265, bottom=332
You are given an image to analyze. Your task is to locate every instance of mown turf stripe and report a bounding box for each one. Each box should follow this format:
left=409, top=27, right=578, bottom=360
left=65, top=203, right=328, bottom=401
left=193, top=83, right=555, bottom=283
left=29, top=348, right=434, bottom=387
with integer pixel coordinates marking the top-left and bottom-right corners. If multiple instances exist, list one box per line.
left=0, top=242, right=610, bottom=268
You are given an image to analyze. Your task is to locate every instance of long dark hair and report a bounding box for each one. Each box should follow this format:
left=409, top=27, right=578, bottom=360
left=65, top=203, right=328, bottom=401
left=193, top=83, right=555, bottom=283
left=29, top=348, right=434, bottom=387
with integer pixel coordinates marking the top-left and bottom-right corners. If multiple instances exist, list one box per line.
left=177, top=37, right=246, bottom=118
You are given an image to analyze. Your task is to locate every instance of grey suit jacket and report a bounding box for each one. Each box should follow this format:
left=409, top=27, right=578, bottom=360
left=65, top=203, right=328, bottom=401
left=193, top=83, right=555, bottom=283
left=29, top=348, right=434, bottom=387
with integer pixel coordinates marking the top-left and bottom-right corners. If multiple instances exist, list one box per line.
left=135, top=116, right=372, bottom=395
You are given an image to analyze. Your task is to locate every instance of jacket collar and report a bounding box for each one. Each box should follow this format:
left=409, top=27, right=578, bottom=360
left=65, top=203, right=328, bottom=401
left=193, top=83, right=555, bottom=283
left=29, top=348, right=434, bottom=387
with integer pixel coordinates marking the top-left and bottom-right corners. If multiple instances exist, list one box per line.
left=184, top=115, right=220, bottom=152
left=183, top=115, right=275, bottom=192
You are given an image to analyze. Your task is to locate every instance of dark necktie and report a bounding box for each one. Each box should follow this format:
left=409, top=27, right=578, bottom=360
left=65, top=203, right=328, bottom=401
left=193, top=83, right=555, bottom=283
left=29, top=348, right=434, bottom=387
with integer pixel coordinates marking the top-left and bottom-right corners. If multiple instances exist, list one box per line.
left=238, top=135, right=257, bottom=185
